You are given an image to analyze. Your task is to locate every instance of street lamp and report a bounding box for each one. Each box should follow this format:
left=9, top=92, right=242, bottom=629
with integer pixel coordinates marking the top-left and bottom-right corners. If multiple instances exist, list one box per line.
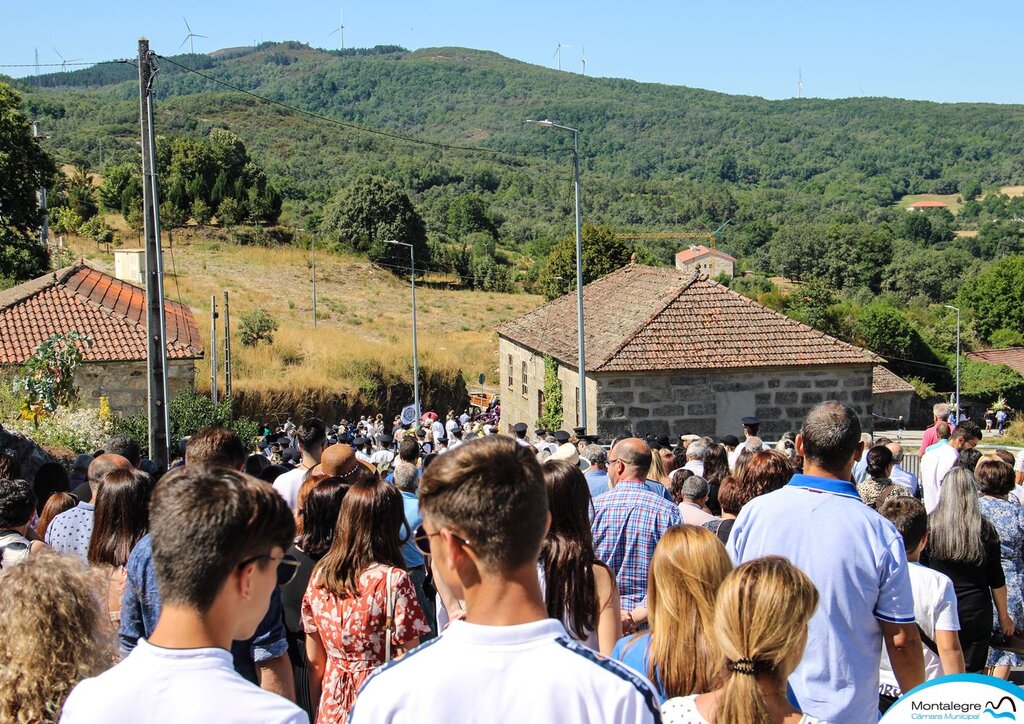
left=526, top=118, right=588, bottom=430
left=944, top=304, right=961, bottom=423
left=386, top=240, right=420, bottom=423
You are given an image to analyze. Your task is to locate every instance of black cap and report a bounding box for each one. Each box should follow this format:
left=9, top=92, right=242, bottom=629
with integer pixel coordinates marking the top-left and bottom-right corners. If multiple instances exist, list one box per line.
left=257, top=440, right=269, bottom=450
left=339, top=432, right=353, bottom=444
left=353, top=436, right=367, bottom=446
left=535, top=428, right=548, bottom=437
left=657, top=435, right=670, bottom=449
left=276, top=436, right=291, bottom=446
left=741, top=416, right=761, bottom=427
left=572, top=426, right=586, bottom=437
left=513, top=423, right=528, bottom=435
left=720, top=434, right=740, bottom=447
left=380, top=434, right=394, bottom=447
left=553, top=431, right=571, bottom=444
left=281, top=448, right=300, bottom=464
left=582, top=434, right=600, bottom=444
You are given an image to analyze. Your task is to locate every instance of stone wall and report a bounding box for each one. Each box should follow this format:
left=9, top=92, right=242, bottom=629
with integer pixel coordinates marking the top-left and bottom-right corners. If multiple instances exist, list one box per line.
left=595, top=365, right=875, bottom=440
left=77, top=359, right=196, bottom=415
left=874, top=391, right=913, bottom=425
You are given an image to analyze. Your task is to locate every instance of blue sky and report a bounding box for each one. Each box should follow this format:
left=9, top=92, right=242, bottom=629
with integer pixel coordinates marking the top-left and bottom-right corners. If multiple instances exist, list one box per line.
left=1, top=0, right=1021, bottom=104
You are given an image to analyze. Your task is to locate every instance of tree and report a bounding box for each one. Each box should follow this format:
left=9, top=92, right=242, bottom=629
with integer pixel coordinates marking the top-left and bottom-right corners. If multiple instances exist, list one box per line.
left=98, top=164, right=137, bottom=212
left=190, top=198, right=212, bottom=226
left=541, top=224, right=631, bottom=300
left=446, top=194, right=495, bottom=241
left=959, top=255, right=1024, bottom=341
left=13, top=331, right=92, bottom=424
left=239, top=309, right=278, bottom=347
left=79, top=216, right=114, bottom=246
left=0, top=82, right=57, bottom=283
left=323, top=175, right=430, bottom=271
left=218, top=198, right=243, bottom=227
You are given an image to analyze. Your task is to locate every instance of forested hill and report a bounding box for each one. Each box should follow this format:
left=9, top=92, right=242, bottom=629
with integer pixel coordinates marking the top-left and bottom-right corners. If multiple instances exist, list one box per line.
left=9, top=41, right=1024, bottom=273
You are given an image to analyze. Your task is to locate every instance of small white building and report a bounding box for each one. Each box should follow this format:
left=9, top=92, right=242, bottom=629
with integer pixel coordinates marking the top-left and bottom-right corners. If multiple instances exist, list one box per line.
left=674, top=245, right=735, bottom=279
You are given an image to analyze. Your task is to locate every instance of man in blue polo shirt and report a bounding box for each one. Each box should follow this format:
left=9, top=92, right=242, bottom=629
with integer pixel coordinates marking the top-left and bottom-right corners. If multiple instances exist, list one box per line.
left=727, top=401, right=924, bottom=723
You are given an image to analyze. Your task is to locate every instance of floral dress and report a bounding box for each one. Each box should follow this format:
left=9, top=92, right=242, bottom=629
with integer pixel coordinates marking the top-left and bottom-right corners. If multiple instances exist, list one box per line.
left=979, top=496, right=1024, bottom=667
left=302, top=563, right=431, bottom=723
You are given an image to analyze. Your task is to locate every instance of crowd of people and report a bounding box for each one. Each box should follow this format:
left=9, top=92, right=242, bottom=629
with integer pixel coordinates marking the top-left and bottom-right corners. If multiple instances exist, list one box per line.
left=2, top=398, right=1024, bottom=722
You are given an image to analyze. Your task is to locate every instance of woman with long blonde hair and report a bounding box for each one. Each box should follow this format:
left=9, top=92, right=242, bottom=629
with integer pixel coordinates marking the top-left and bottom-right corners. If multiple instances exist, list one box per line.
left=662, top=556, right=822, bottom=724
left=611, top=525, right=732, bottom=701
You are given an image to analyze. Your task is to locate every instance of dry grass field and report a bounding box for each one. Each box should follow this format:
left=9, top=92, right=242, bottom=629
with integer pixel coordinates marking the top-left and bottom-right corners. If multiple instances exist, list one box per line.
left=65, top=232, right=541, bottom=400
left=897, top=193, right=962, bottom=214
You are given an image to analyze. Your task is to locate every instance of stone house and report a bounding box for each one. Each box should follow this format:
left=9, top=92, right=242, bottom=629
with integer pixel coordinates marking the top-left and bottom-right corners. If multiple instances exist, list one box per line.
left=496, top=264, right=881, bottom=440
left=674, top=245, right=736, bottom=279
left=872, top=367, right=916, bottom=424
left=0, top=264, right=203, bottom=414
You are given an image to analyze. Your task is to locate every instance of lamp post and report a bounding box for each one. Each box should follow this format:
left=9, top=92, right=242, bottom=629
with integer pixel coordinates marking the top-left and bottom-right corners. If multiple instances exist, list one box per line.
left=944, top=304, right=961, bottom=423
left=526, top=118, right=587, bottom=430
left=386, top=240, right=420, bottom=422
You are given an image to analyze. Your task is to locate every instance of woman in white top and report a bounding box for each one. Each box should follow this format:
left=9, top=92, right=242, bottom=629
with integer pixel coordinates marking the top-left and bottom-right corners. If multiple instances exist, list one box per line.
left=539, top=460, right=621, bottom=654
left=662, top=556, right=825, bottom=724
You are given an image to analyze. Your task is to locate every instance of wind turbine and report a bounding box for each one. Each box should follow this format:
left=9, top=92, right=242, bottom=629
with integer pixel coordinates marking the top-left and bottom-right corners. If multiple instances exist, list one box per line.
left=554, top=42, right=572, bottom=71
left=580, top=45, right=587, bottom=75
left=327, top=9, right=345, bottom=50
left=180, top=17, right=207, bottom=54
left=53, top=48, right=81, bottom=72
left=797, top=68, right=804, bottom=98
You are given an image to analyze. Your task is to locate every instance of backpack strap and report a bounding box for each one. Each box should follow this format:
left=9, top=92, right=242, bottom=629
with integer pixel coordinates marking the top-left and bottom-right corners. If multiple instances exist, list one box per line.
left=384, top=567, right=396, bottom=663
left=917, top=624, right=939, bottom=655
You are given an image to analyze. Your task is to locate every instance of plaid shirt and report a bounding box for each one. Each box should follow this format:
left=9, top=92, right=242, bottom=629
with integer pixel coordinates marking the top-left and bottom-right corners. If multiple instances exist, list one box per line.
left=591, top=480, right=682, bottom=608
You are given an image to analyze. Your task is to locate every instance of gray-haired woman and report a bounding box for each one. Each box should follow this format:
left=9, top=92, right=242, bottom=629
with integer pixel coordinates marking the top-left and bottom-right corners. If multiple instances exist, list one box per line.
left=923, top=467, right=1013, bottom=672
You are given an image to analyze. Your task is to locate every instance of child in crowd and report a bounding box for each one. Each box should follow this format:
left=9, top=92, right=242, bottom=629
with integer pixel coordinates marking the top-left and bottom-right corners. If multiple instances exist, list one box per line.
left=877, top=496, right=965, bottom=712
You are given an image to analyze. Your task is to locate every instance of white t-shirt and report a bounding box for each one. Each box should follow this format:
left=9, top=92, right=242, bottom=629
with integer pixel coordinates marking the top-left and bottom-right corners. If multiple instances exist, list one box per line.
left=271, top=466, right=309, bottom=511
left=431, top=420, right=445, bottom=441
left=920, top=445, right=958, bottom=512
left=878, top=562, right=960, bottom=694
left=370, top=449, right=395, bottom=469
left=349, top=619, right=660, bottom=724
left=60, top=639, right=308, bottom=723
left=662, top=695, right=826, bottom=724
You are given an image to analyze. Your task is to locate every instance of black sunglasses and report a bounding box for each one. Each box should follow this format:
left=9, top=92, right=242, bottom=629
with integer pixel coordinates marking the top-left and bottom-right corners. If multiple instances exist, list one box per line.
left=413, top=524, right=473, bottom=556
left=238, top=553, right=301, bottom=586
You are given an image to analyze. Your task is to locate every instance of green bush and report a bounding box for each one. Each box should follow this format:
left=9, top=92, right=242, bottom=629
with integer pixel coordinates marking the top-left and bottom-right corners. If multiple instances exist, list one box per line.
left=238, top=309, right=278, bottom=347
left=989, top=328, right=1024, bottom=349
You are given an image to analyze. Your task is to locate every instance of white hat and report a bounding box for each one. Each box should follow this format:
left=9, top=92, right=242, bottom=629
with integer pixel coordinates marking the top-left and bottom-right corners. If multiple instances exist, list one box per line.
left=550, top=443, right=591, bottom=473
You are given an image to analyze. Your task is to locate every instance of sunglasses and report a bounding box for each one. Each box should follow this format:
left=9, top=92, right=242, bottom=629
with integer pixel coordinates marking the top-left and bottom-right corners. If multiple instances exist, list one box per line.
left=238, top=553, right=301, bottom=586
left=412, top=525, right=473, bottom=556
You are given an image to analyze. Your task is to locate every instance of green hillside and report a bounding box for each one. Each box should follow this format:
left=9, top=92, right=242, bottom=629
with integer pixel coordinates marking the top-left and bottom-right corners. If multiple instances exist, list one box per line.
left=9, top=41, right=1024, bottom=296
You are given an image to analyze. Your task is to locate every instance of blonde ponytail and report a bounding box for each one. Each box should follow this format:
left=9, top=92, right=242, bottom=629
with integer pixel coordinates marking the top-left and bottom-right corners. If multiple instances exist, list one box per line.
left=711, top=556, right=818, bottom=724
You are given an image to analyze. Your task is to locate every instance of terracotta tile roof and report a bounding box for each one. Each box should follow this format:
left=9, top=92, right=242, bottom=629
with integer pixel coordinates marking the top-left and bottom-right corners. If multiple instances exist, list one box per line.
left=967, top=348, right=1024, bottom=377
left=496, top=264, right=881, bottom=373
left=0, top=264, right=203, bottom=365
left=675, top=245, right=737, bottom=264
left=873, top=366, right=916, bottom=394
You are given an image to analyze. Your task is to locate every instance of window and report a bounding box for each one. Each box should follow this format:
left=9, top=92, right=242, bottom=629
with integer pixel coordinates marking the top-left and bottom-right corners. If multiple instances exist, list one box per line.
left=507, top=354, right=513, bottom=389
left=537, top=389, right=545, bottom=419
left=521, top=361, right=529, bottom=398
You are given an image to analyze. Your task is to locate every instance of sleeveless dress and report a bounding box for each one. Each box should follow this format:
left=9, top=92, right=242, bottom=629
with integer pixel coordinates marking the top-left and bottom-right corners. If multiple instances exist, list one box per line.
left=979, top=496, right=1024, bottom=668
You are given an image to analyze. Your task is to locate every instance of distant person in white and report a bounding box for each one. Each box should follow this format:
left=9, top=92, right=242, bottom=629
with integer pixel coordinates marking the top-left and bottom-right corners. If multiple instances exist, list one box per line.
left=61, top=467, right=307, bottom=724
left=272, top=417, right=327, bottom=512
left=920, top=422, right=982, bottom=513
left=349, top=435, right=660, bottom=724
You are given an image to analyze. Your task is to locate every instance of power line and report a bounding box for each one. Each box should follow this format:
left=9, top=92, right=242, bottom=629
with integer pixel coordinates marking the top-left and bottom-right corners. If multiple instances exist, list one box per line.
left=152, top=53, right=532, bottom=161
left=0, top=60, right=131, bottom=68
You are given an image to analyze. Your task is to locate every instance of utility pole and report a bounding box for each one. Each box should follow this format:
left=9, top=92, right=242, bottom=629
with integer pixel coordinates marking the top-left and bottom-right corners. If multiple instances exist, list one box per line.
left=311, top=232, right=317, bottom=328
left=385, top=240, right=420, bottom=421
left=210, top=295, right=219, bottom=404
left=223, top=291, right=233, bottom=405
left=31, top=121, right=48, bottom=248
left=138, top=38, right=171, bottom=469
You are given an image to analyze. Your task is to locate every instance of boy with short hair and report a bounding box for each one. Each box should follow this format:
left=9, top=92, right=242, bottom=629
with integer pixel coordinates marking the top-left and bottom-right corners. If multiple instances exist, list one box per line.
left=62, top=468, right=307, bottom=723
left=350, top=435, right=659, bottom=724
left=877, top=496, right=965, bottom=712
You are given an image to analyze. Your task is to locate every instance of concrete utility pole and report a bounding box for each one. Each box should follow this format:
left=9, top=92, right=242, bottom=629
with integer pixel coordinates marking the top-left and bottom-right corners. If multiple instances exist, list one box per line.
left=385, top=240, right=420, bottom=422
left=311, top=232, right=317, bottom=328
left=31, top=121, right=48, bottom=247
left=224, top=291, right=233, bottom=405
left=138, top=38, right=171, bottom=469
left=210, top=295, right=219, bottom=404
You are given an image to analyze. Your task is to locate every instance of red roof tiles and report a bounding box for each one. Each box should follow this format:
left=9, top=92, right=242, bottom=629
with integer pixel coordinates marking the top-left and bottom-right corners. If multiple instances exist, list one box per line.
left=873, top=366, right=915, bottom=395
left=0, top=265, right=203, bottom=365
left=967, top=348, right=1024, bottom=377
left=496, top=264, right=881, bottom=373
left=674, top=245, right=736, bottom=264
